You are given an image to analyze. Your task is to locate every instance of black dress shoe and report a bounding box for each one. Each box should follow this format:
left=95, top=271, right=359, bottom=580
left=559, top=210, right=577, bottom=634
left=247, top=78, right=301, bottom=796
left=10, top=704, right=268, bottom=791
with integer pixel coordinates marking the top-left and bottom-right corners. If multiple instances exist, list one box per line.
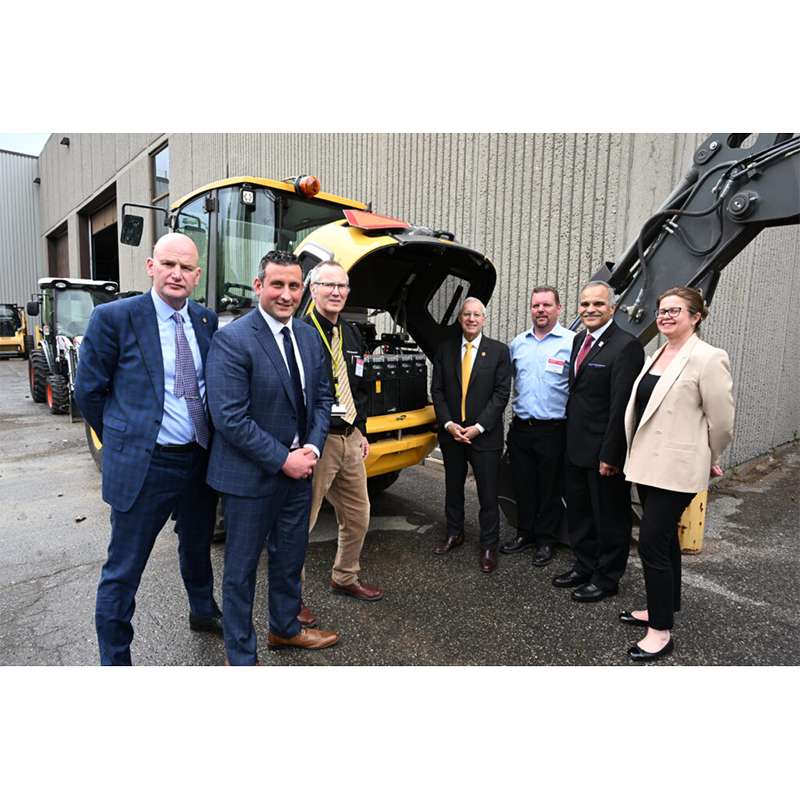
left=552, top=569, right=591, bottom=588
left=619, top=611, right=649, bottom=627
left=571, top=583, right=618, bottom=602
left=532, top=545, right=555, bottom=567
left=628, top=637, right=674, bottom=662
left=499, top=536, right=535, bottom=555
left=189, top=613, right=224, bottom=636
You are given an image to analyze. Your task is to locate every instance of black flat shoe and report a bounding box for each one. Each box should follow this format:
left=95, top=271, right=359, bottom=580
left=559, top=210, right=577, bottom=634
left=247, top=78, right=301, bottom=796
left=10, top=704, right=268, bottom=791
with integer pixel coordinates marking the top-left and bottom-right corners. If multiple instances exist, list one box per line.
left=619, top=611, right=649, bottom=627
left=628, top=638, right=674, bottom=662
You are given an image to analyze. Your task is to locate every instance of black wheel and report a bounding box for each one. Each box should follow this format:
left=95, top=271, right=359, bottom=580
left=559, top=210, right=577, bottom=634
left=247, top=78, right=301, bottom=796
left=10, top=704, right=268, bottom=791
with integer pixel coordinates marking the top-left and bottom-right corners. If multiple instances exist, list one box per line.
left=367, top=470, right=400, bottom=497
left=29, top=350, right=48, bottom=403
left=46, top=374, right=70, bottom=414
left=23, top=334, right=34, bottom=360
left=85, top=421, right=103, bottom=470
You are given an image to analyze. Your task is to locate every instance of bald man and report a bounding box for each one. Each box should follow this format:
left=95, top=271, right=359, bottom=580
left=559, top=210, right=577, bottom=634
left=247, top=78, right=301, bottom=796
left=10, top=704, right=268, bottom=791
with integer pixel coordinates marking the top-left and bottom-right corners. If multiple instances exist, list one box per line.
left=75, top=233, right=222, bottom=665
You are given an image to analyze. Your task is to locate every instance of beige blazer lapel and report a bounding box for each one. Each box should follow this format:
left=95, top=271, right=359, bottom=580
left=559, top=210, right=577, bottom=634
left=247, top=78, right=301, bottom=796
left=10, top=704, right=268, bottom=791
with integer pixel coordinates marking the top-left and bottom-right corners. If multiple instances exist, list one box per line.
left=637, top=334, right=701, bottom=430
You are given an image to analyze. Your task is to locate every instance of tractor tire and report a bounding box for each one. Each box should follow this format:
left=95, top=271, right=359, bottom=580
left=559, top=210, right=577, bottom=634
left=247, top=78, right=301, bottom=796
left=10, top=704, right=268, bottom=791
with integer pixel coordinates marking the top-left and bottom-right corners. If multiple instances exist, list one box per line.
left=46, top=374, right=70, bottom=415
left=85, top=421, right=103, bottom=470
left=23, top=334, right=34, bottom=360
left=29, top=350, right=48, bottom=403
left=367, top=469, right=400, bottom=497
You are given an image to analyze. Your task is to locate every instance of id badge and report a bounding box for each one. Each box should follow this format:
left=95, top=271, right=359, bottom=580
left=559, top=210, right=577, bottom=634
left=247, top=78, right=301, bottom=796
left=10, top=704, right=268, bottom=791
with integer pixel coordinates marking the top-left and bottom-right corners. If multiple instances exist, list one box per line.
left=331, top=403, right=347, bottom=417
left=355, top=357, right=364, bottom=377
left=546, top=358, right=565, bottom=375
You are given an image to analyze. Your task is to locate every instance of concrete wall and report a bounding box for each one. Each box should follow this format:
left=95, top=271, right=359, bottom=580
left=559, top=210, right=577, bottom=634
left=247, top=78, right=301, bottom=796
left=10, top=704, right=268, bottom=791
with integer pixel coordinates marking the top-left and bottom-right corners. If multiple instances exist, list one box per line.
left=0, top=150, right=44, bottom=306
left=37, top=133, right=799, bottom=467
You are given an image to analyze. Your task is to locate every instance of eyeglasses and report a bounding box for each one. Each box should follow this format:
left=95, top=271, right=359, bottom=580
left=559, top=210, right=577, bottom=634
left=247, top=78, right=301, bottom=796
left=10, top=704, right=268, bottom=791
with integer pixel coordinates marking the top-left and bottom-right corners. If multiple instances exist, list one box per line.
left=314, top=282, right=349, bottom=291
left=460, top=312, right=485, bottom=319
left=655, top=307, right=688, bottom=318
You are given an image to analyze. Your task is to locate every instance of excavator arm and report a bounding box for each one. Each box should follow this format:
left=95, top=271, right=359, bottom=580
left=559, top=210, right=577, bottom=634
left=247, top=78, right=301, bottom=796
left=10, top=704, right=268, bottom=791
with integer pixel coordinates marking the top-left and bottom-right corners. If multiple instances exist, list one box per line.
left=586, top=133, right=800, bottom=344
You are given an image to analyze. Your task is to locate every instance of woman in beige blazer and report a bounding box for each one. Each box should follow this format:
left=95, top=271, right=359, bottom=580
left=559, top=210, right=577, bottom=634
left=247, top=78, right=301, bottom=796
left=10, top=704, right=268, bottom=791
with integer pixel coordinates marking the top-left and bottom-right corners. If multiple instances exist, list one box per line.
left=620, top=286, right=734, bottom=662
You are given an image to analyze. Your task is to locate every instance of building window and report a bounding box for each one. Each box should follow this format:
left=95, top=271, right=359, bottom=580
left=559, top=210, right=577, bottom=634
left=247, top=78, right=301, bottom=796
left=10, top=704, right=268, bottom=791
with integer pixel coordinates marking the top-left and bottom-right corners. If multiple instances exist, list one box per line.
left=151, top=144, right=170, bottom=212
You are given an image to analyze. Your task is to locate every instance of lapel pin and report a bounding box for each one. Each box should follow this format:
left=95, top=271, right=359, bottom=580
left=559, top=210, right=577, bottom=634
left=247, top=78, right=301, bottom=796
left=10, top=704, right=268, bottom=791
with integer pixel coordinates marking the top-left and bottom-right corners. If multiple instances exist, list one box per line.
left=481, top=351, right=486, bottom=357
left=202, top=317, right=207, bottom=323
left=598, top=341, right=604, bottom=348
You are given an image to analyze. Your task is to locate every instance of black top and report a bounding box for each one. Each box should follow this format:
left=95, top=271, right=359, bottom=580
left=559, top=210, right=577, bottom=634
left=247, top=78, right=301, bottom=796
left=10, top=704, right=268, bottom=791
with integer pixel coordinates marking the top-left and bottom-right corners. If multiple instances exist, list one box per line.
left=635, top=372, right=660, bottom=430
left=301, top=311, right=368, bottom=435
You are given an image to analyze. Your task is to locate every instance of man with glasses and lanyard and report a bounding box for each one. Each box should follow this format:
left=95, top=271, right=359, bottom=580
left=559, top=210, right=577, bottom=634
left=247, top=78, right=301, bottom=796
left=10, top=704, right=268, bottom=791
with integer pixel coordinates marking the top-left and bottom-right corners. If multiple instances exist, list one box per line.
left=299, top=260, right=383, bottom=627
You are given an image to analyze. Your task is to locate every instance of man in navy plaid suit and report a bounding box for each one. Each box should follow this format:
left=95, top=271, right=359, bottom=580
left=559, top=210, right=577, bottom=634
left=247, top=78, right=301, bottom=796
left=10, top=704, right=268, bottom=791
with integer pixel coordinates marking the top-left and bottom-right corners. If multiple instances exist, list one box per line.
left=75, top=233, right=222, bottom=666
left=206, top=250, right=338, bottom=666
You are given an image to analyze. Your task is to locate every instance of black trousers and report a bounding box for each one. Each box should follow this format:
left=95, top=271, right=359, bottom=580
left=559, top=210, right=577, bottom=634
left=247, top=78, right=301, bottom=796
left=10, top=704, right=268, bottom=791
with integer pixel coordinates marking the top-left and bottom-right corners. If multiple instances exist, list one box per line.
left=564, top=455, right=633, bottom=590
left=506, top=418, right=566, bottom=547
left=441, top=444, right=502, bottom=550
left=637, top=484, right=695, bottom=631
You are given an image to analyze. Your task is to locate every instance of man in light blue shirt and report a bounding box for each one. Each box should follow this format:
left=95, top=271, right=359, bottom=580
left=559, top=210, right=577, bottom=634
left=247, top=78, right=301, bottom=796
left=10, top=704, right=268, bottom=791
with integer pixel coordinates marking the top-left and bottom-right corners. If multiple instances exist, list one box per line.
left=501, top=285, right=576, bottom=566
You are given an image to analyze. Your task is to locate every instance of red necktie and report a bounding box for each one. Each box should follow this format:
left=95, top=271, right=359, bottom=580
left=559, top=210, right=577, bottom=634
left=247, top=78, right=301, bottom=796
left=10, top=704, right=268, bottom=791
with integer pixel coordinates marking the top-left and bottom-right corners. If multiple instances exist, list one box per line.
left=574, top=333, right=594, bottom=374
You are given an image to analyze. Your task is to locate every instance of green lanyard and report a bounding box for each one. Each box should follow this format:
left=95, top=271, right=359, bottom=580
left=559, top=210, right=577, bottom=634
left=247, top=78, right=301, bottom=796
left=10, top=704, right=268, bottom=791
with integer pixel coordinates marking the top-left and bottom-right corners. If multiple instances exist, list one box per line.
left=310, top=311, right=345, bottom=398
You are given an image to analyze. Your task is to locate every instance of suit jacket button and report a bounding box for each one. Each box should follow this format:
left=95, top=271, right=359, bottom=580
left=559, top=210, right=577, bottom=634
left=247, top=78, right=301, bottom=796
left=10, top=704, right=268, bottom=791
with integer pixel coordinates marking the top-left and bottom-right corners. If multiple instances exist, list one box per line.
left=155, top=420, right=160, bottom=425
left=145, top=448, right=151, bottom=454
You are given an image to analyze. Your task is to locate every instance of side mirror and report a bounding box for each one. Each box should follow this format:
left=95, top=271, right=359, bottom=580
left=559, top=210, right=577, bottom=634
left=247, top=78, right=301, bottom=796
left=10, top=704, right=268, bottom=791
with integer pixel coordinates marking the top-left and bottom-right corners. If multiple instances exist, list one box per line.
left=120, top=214, right=145, bottom=246
left=26, top=301, right=40, bottom=317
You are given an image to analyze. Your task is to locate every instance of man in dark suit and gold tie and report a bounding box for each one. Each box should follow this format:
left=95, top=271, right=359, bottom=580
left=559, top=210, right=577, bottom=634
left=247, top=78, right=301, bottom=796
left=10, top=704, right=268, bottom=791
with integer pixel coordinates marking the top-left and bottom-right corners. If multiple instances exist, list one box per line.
left=431, top=298, right=512, bottom=572
left=555, top=281, right=644, bottom=601
left=75, top=233, right=222, bottom=666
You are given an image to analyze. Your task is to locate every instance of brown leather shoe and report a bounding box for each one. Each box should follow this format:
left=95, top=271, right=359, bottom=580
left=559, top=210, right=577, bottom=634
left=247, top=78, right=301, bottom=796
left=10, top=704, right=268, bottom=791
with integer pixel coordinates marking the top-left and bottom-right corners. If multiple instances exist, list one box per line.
left=267, top=627, right=339, bottom=651
left=434, top=533, right=464, bottom=554
left=330, top=578, right=384, bottom=601
left=297, top=601, right=317, bottom=627
left=480, top=549, right=498, bottom=572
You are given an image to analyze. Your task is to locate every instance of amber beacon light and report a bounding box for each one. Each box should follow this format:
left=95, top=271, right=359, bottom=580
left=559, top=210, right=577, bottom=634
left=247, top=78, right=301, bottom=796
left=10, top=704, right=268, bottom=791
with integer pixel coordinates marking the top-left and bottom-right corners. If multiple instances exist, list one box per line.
left=295, top=174, right=321, bottom=197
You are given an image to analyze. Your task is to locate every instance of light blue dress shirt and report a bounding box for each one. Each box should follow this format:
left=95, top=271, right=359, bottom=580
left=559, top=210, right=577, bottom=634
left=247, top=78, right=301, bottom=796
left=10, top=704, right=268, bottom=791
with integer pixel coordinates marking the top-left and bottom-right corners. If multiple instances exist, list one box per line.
left=151, top=288, right=205, bottom=445
left=510, top=321, right=576, bottom=420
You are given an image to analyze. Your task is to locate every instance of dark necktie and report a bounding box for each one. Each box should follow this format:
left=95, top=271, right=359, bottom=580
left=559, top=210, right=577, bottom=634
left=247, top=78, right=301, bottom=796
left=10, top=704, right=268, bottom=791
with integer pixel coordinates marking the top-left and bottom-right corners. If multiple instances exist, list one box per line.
left=172, top=312, right=210, bottom=449
left=281, top=326, right=307, bottom=443
left=574, top=333, right=594, bottom=374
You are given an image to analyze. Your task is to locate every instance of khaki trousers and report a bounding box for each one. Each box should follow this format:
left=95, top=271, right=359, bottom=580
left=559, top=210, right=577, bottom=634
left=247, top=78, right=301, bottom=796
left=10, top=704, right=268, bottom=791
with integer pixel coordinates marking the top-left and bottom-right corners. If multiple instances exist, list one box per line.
left=307, top=428, right=371, bottom=587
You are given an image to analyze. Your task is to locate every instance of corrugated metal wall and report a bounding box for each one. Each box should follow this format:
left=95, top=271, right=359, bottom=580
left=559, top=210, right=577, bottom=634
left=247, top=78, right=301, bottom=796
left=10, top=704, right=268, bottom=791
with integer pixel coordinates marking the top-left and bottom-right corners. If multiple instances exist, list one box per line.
left=37, top=133, right=799, bottom=467
left=0, top=150, right=44, bottom=306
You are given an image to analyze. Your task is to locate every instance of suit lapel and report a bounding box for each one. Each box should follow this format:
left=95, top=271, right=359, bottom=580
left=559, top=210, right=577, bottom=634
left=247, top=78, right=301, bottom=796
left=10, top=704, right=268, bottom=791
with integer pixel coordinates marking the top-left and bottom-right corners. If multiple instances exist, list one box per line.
left=187, top=301, right=212, bottom=364
left=467, top=337, right=489, bottom=393
left=637, top=334, right=700, bottom=429
left=132, top=293, right=164, bottom=400
left=574, top=322, right=616, bottom=382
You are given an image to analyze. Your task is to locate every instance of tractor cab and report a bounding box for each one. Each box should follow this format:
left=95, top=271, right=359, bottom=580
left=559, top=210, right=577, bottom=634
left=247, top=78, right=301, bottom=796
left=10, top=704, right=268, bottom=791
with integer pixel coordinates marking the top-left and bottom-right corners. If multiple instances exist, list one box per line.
left=26, top=278, right=118, bottom=417
left=119, top=175, right=497, bottom=493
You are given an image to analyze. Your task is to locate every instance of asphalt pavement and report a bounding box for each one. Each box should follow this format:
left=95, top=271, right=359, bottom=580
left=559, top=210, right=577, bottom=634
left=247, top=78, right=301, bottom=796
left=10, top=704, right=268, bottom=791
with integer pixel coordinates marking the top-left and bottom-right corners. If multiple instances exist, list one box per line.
left=1, top=357, right=798, bottom=667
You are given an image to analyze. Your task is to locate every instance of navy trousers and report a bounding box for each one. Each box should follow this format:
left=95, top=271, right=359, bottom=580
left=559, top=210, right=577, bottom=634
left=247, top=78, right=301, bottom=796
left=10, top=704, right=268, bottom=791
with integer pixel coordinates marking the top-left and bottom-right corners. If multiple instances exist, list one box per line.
left=96, top=448, right=219, bottom=666
left=221, top=474, right=312, bottom=666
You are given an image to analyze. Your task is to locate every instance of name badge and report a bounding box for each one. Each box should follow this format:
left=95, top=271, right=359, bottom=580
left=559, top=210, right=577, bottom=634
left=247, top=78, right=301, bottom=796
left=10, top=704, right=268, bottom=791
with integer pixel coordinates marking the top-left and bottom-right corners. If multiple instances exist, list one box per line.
left=355, top=357, right=364, bottom=377
left=331, top=403, right=347, bottom=417
left=546, top=358, right=565, bottom=374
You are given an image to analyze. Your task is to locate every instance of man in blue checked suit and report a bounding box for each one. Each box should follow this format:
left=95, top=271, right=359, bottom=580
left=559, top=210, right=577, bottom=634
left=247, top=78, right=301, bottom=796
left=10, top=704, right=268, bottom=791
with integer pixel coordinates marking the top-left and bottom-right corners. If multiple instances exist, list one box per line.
left=75, top=233, right=222, bottom=666
left=206, top=250, right=338, bottom=666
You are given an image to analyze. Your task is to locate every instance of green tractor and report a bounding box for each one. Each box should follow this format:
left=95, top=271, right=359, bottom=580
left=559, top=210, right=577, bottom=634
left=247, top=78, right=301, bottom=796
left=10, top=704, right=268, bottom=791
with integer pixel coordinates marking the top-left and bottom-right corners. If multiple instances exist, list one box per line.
left=26, top=278, right=119, bottom=418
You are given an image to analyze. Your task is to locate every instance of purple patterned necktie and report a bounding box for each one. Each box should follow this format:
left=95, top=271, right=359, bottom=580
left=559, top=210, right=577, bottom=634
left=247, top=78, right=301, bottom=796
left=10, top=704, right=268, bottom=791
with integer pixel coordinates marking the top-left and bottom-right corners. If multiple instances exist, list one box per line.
left=172, top=312, right=210, bottom=449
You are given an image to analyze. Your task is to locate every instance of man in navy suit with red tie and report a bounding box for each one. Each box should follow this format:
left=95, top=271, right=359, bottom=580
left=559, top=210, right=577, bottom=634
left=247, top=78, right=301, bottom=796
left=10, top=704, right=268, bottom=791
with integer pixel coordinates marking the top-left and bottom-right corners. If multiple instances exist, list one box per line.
left=555, top=281, right=644, bottom=601
left=206, top=250, right=337, bottom=666
left=75, top=233, right=222, bottom=666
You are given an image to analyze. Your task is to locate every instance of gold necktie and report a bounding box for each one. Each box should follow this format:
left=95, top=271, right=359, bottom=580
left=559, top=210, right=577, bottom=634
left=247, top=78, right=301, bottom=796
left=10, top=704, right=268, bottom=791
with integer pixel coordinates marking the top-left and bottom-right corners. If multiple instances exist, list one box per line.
left=331, top=326, right=357, bottom=425
left=461, top=342, right=473, bottom=422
